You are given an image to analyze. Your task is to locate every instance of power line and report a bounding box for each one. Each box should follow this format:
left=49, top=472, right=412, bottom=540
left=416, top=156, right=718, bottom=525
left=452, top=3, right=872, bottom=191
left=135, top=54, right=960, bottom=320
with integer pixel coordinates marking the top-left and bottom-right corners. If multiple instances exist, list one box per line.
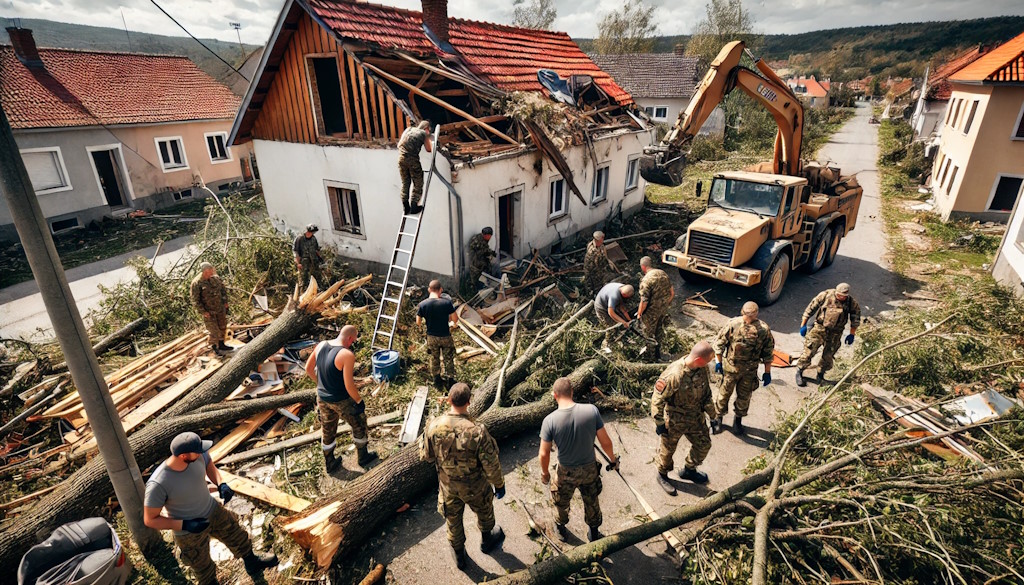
left=148, top=0, right=249, bottom=82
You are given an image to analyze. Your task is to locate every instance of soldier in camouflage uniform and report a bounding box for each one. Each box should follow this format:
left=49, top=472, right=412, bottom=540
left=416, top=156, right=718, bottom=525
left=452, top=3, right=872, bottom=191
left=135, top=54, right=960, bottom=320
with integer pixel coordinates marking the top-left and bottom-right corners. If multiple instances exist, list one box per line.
left=796, top=283, right=860, bottom=387
left=420, top=383, right=506, bottom=570
left=398, top=120, right=433, bottom=214
left=468, top=227, right=496, bottom=287
left=190, top=262, right=231, bottom=355
left=711, top=301, right=774, bottom=435
left=637, top=256, right=675, bottom=360
left=651, top=341, right=717, bottom=495
left=583, top=231, right=613, bottom=296
left=293, top=224, right=323, bottom=288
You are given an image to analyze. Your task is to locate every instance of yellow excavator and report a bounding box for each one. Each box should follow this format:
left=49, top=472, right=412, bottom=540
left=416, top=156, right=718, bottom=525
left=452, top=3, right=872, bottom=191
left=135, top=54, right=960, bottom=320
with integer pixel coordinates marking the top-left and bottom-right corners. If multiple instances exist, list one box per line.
left=640, top=40, right=863, bottom=304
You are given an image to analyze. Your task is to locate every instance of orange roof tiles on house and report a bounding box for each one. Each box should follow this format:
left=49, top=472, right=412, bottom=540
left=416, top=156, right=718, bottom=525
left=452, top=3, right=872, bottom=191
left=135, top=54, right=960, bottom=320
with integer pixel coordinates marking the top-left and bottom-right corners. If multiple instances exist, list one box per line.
left=950, top=30, right=1024, bottom=83
left=787, top=76, right=828, bottom=98
left=926, top=45, right=996, bottom=101
left=888, top=78, right=915, bottom=98
left=0, top=46, right=240, bottom=130
left=819, top=79, right=831, bottom=92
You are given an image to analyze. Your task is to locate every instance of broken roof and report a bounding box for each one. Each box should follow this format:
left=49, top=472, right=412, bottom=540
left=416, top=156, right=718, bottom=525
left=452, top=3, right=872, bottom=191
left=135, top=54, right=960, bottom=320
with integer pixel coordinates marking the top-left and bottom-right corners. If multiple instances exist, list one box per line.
left=0, top=45, right=240, bottom=130
left=925, top=45, right=996, bottom=101
left=950, top=30, right=1024, bottom=83
left=587, top=53, right=700, bottom=99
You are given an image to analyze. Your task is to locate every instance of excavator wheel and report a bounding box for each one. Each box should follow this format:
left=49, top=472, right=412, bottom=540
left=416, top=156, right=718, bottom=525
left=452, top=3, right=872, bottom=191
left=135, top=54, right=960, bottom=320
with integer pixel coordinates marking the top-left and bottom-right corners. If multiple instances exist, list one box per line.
left=823, top=226, right=843, bottom=267
left=802, top=230, right=833, bottom=274
left=756, top=252, right=790, bottom=306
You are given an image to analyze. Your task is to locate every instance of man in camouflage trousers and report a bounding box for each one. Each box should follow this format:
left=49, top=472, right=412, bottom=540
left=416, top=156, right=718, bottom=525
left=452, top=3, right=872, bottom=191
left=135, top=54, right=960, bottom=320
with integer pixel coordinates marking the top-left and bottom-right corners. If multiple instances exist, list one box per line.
left=583, top=231, right=613, bottom=296
left=468, top=227, right=496, bottom=287
left=416, top=280, right=459, bottom=388
left=637, top=256, right=675, bottom=360
left=711, top=301, right=774, bottom=435
left=651, top=341, right=717, bottom=495
left=190, top=262, right=230, bottom=355
left=293, top=224, right=323, bottom=288
left=796, top=282, right=860, bottom=387
left=420, top=383, right=506, bottom=570
left=398, top=120, right=433, bottom=215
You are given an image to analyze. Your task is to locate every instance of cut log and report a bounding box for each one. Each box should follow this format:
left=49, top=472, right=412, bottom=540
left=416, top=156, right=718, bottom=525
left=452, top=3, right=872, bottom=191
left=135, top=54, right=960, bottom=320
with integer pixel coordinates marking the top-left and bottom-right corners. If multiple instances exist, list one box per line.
left=219, top=470, right=310, bottom=513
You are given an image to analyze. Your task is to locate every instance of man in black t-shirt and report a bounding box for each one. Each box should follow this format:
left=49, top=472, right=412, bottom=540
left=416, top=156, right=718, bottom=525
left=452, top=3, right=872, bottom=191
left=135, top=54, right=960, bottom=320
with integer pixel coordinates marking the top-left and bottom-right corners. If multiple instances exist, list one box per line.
left=417, top=280, right=459, bottom=387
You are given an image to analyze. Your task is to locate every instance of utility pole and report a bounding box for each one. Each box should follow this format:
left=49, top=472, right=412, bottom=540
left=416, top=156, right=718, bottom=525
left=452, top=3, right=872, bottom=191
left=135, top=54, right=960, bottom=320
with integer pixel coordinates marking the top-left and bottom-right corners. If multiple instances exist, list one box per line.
left=0, top=104, right=159, bottom=552
left=230, top=22, right=245, bottom=61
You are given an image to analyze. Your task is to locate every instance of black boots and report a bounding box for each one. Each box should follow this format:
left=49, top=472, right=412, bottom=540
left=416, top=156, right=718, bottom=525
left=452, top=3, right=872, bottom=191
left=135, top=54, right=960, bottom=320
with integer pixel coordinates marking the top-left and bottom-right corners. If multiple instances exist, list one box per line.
left=403, top=200, right=411, bottom=215
left=795, top=368, right=806, bottom=387
left=679, top=466, right=709, bottom=484
left=733, top=416, right=745, bottom=435
left=480, top=525, right=505, bottom=553
left=554, top=522, right=569, bottom=541
left=450, top=546, right=467, bottom=570
left=432, top=375, right=444, bottom=389
left=357, top=444, right=378, bottom=466
left=710, top=417, right=722, bottom=434
left=217, top=342, right=232, bottom=352
left=324, top=450, right=342, bottom=473
left=657, top=473, right=677, bottom=495
left=410, top=203, right=423, bottom=214
left=243, top=551, right=278, bottom=573
left=816, top=370, right=826, bottom=384
left=587, top=526, right=603, bottom=542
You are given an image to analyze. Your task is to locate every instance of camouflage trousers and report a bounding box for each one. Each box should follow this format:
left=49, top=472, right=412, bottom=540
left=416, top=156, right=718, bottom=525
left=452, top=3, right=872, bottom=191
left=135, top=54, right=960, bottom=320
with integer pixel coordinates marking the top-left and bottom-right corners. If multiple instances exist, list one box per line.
left=469, top=261, right=493, bottom=286
left=714, top=364, right=759, bottom=418
left=658, top=416, right=712, bottom=474
left=594, top=304, right=616, bottom=346
left=317, top=397, right=369, bottom=450
left=299, top=260, right=323, bottom=290
left=551, top=461, right=603, bottom=528
left=173, top=502, right=252, bottom=585
left=797, top=325, right=843, bottom=374
left=640, top=307, right=668, bottom=355
left=426, top=335, right=456, bottom=379
left=583, top=271, right=608, bottom=298
left=398, top=155, right=424, bottom=206
left=201, top=311, right=227, bottom=345
left=439, top=475, right=495, bottom=550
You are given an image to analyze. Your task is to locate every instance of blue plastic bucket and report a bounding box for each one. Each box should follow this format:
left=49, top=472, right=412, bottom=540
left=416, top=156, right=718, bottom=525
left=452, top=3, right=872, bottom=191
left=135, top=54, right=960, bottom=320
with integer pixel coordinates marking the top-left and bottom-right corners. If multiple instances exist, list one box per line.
left=371, top=349, right=401, bottom=382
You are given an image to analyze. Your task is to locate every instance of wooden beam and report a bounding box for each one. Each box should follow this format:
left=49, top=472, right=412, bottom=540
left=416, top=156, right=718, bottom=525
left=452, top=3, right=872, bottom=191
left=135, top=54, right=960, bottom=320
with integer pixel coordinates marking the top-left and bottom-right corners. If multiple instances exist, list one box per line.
left=219, top=470, right=310, bottom=513
left=435, top=88, right=468, bottom=97
left=440, top=115, right=507, bottom=133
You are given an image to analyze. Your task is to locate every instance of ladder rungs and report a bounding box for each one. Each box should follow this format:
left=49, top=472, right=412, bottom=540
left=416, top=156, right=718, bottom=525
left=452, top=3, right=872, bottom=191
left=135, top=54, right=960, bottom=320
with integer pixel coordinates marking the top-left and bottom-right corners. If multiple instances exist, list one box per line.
left=386, top=280, right=404, bottom=288
left=380, top=314, right=396, bottom=321
left=396, top=248, right=413, bottom=254
left=398, top=231, right=417, bottom=237
left=375, top=330, right=393, bottom=337
left=383, top=297, right=400, bottom=304
left=392, top=265, right=407, bottom=271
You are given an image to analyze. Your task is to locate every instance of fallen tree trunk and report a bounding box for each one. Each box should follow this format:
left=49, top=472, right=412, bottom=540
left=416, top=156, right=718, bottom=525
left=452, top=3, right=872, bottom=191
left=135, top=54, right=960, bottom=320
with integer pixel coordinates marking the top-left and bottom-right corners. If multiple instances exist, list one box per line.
left=49, top=317, right=147, bottom=373
left=0, top=390, right=316, bottom=567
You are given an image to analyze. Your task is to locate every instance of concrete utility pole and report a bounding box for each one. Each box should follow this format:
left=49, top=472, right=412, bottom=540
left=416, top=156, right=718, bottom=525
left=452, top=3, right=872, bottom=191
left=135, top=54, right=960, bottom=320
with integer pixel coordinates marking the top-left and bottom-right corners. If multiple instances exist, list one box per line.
left=0, top=104, right=159, bottom=552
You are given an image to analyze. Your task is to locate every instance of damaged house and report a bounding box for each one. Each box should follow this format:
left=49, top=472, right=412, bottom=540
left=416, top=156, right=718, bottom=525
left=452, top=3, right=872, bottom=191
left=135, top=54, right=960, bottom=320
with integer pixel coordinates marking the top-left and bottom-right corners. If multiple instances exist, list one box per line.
left=228, top=0, right=648, bottom=280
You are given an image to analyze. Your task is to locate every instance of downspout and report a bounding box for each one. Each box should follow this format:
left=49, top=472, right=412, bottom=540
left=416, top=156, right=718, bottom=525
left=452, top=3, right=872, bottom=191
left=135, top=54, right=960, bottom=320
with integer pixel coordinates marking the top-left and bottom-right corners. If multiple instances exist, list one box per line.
left=432, top=163, right=463, bottom=281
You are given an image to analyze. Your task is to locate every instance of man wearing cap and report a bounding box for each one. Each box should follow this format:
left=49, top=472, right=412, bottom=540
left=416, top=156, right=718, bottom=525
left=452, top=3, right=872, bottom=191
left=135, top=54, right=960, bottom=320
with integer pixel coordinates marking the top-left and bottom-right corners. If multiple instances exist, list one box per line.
left=637, top=256, right=675, bottom=360
left=293, top=224, right=323, bottom=288
left=594, top=282, right=634, bottom=351
left=190, top=263, right=230, bottom=355
left=305, top=324, right=377, bottom=472
left=796, top=283, right=861, bottom=387
left=420, top=382, right=506, bottom=570
left=144, top=432, right=278, bottom=585
left=583, top=231, right=613, bottom=296
left=417, top=280, right=459, bottom=388
left=711, top=301, right=774, bottom=435
left=398, top=120, right=433, bottom=215
left=468, top=227, right=496, bottom=287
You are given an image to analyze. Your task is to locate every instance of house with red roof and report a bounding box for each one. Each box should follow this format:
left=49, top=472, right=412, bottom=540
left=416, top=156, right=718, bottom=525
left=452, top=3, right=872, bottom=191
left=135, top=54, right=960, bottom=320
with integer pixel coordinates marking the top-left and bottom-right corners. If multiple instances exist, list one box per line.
left=911, top=45, right=995, bottom=140
left=786, top=76, right=829, bottom=109
left=0, top=27, right=252, bottom=239
left=228, top=0, right=648, bottom=281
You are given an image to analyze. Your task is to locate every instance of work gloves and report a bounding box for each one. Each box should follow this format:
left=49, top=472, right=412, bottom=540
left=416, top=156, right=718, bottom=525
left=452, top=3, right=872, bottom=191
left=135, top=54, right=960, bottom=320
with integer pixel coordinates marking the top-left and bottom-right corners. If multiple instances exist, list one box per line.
left=353, top=400, right=366, bottom=415
left=714, top=361, right=724, bottom=374
left=218, top=482, right=234, bottom=503
left=655, top=423, right=667, bottom=436
left=605, top=456, right=621, bottom=472
left=845, top=334, right=855, bottom=345
left=762, top=373, right=772, bottom=386
left=800, top=325, right=808, bottom=337
left=182, top=518, right=210, bottom=534
left=494, top=485, right=506, bottom=499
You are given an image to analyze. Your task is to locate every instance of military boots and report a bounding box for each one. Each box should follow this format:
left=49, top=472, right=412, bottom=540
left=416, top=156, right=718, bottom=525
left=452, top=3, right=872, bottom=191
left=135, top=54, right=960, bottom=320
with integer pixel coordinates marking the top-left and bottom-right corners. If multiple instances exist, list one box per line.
left=710, top=417, right=723, bottom=434
left=450, top=546, right=467, bottom=570
left=480, top=525, right=505, bottom=553
left=679, top=466, right=709, bottom=484
left=795, top=368, right=807, bottom=387
left=357, top=445, right=378, bottom=466
left=243, top=551, right=279, bottom=573
left=733, top=416, right=745, bottom=435
left=657, top=473, right=677, bottom=496
left=588, top=526, right=603, bottom=542
left=816, top=370, right=826, bottom=384
left=324, top=450, right=342, bottom=473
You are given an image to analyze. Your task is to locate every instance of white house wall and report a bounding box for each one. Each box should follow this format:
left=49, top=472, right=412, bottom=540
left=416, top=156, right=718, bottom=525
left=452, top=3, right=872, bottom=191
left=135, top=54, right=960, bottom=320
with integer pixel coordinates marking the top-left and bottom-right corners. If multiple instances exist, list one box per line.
left=992, top=196, right=1024, bottom=297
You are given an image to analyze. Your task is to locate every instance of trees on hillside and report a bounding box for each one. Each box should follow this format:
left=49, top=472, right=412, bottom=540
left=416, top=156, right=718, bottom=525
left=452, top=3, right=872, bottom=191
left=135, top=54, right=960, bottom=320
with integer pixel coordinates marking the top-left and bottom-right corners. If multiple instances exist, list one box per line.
left=685, top=0, right=758, bottom=65
left=593, top=0, right=657, bottom=54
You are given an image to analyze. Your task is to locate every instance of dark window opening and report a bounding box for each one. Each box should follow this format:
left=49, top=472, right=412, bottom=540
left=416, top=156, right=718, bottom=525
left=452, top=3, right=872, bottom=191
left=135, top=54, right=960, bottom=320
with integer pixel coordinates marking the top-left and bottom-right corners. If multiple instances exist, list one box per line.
left=50, top=217, right=80, bottom=233
left=990, top=176, right=1023, bottom=212
left=311, top=57, right=347, bottom=136
left=328, top=186, right=362, bottom=235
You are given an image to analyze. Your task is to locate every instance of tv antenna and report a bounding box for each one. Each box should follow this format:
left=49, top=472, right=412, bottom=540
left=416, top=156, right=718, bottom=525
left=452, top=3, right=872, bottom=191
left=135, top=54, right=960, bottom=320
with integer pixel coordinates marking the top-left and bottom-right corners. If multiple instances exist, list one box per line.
left=229, top=21, right=245, bottom=60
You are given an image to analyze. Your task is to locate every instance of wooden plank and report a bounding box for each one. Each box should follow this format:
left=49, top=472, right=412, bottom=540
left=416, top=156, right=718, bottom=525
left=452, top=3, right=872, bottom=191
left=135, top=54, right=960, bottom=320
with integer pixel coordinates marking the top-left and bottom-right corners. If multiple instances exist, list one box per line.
left=208, top=406, right=281, bottom=463
left=284, top=21, right=307, bottom=143
left=376, top=84, right=388, bottom=139
left=356, top=65, right=373, bottom=139
left=346, top=52, right=365, bottom=137
left=388, top=93, right=399, bottom=141
left=457, top=321, right=498, bottom=356
left=219, top=470, right=310, bottom=512
left=265, top=403, right=305, bottom=439
left=278, top=27, right=299, bottom=143
left=398, top=386, right=429, bottom=445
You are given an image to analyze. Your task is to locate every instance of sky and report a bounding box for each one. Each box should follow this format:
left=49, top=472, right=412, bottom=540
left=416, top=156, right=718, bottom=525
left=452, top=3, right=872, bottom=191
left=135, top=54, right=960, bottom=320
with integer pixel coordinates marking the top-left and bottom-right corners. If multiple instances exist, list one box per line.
left=3, top=0, right=1024, bottom=48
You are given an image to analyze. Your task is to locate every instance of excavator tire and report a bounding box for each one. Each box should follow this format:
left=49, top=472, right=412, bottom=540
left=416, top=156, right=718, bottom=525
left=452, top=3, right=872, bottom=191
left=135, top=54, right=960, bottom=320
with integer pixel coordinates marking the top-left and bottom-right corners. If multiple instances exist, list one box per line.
left=823, top=226, right=842, bottom=267
left=802, top=230, right=832, bottom=274
left=756, top=252, right=790, bottom=306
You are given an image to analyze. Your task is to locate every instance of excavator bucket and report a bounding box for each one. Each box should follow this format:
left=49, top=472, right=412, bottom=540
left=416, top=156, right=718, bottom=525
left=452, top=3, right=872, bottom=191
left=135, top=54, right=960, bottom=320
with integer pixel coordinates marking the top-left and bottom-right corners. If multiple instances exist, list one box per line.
left=639, top=154, right=686, bottom=187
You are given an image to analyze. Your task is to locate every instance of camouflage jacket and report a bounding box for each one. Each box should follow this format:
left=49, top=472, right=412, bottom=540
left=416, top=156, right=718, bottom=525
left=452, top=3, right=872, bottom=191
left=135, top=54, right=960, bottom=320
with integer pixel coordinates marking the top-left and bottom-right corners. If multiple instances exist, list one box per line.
left=714, top=317, right=775, bottom=372
left=398, top=127, right=428, bottom=157
left=190, top=274, right=228, bottom=314
left=420, top=413, right=504, bottom=494
left=583, top=241, right=611, bottom=276
left=293, top=234, right=321, bottom=264
left=468, top=234, right=495, bottom=265
left=803, top=289, right=861, bottom=331
left=651, top=359, right=715, bottom=425
left=639, top=268, right=673, bottom=314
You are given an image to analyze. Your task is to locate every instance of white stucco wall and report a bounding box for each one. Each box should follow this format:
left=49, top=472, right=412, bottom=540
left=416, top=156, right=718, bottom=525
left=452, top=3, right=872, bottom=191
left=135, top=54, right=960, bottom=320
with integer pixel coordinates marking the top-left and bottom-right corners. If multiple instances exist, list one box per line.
left=992, top=195, right=1024, bottom=297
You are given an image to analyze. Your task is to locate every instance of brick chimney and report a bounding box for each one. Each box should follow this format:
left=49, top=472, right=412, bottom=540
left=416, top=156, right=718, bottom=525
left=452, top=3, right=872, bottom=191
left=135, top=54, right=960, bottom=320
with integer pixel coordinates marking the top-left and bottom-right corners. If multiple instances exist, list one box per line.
left=674, top=43, right=685, bottom=56
left=421, top=0, right=449, bottom=44
left=6, top=27, right=44, bottom=68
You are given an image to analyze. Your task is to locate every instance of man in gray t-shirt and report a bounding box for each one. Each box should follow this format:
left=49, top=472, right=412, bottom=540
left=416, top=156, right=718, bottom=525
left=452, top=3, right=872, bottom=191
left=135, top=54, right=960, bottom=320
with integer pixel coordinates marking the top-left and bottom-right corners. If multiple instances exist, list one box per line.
left=594, top=282, right=634, bottom=351
left=397, top=120, right=434, bottom=215
left=144, top=432, right=277, bottom=585
left=539, top=377, right=619, bottom=542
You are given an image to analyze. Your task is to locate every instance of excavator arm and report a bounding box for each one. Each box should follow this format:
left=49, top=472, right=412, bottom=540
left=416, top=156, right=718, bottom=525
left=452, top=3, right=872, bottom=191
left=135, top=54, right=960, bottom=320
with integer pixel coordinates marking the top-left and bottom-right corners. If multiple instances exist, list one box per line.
left=640, top=41, right=805, bottom=186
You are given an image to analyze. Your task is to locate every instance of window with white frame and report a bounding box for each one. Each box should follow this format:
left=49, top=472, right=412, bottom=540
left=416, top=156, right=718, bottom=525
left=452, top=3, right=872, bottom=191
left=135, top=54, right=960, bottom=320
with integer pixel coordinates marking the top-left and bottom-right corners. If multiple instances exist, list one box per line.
left=939, top=158, right=952, bottom=188
left=625, top=156, right=640, bottom=192
left=591, top=165, right=610, bottom=205
left=1013, top=102, right=1024, bottom=140
left=644, top=106, right=654, bottom=117
left=155, top=137, right=188, bottom=171
left=990, top=175, right=1023, bottom=212
left=653, top=106, right=669, bottom=120
left=549, top=177, right=567, bottom=220
left=205, top=132, right=231, bottom=162
left=962, top=100, right=979, bottom=134
left=327, top=183, right=364, bottom=235
left=21, top=147, right=71, bottom=194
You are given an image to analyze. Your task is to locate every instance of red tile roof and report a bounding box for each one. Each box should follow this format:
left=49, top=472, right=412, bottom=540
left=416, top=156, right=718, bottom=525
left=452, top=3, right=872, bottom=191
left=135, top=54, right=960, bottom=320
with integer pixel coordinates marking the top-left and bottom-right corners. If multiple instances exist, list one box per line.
left=888, top=78, right=915, bottom=98
left=787, top=76, right=828, bottom=98
left=305, top=0, right=632, bottom=105
left=0, top=46, right=241, bottom=129
left=926, top=45, right=995, bottom=101
left=950, top=30, right=1024, bottom=83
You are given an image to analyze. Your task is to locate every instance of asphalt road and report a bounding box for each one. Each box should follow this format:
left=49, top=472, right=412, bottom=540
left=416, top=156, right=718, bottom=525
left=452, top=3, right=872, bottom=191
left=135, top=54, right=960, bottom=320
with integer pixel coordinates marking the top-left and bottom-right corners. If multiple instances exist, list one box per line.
left=340, top=103, right=902, bottom=583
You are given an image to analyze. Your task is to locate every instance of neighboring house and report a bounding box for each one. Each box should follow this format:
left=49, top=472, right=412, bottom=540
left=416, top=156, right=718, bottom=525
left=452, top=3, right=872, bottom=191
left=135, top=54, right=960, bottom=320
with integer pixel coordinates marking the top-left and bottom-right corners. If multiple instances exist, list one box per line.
left=911, top=45, right=995, bottom=140
left=787, top=76, right=830, bottom=109
left=229, top=0, right=648, bottom=282
left=930, top=30, right=1024, bottom=222
left=994, top=193, right=1024, bottom=296
left=0, top=27, right=251, bottom=240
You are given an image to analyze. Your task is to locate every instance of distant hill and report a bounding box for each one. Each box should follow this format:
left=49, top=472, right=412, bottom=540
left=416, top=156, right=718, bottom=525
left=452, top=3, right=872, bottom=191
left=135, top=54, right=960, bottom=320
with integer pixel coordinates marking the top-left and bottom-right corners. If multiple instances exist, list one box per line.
left=577, top=16, right=1024, bottom=81
left=0, top=16, right=262, bottom=94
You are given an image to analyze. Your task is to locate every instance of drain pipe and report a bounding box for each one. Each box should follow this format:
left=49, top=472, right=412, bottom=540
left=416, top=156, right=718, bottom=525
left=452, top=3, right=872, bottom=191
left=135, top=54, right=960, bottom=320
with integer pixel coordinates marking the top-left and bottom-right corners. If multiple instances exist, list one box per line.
left=432, top=166, right=464, bottom=282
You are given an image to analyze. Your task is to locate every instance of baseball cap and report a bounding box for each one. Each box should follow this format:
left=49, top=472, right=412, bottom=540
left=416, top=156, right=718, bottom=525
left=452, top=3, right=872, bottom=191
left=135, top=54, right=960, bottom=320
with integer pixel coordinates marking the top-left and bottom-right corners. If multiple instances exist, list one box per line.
left=171, top=432, right=212, bottom=456
left=482, top=226, right=493, bottom=235
left=836, top=283, right=850, bottom=294
left=199, top=262, right=214, bottom=271
left=306, top=223, right=319, bottom=233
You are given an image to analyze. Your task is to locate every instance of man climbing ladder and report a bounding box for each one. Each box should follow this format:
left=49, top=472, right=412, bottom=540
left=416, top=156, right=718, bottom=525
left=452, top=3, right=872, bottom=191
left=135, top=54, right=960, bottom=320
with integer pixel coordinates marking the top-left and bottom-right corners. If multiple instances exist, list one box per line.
left=398, top=120, right=433, bottom=215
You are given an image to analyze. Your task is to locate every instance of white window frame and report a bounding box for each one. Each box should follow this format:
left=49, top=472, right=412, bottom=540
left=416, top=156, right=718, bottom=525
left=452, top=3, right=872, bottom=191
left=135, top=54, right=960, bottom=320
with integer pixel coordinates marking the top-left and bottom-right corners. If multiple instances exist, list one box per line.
left=85, top=143, right=135, bottom=207
left=154, top=136, right=189, bottom=173
left=985, top=173, right=1024, bottom=213
left=939, top=158, right=952, bottom=189
left=933, top=152, right=945, bottom=180
left=325, top=180, right=365, bottom=238
left=653, top=106, right=669, bottom=121
left=19, top=146, right=72, bottom=195
left=1012, top=101, right=1024, bottom=141
left=591, top=163, right=610, bottom=206
left=625, top=155, right=641, bottom=193
left=548, top=176, right=567, bottom=222
left=203, top=131, right=232, bottom=164
left=644, top=106, right=654, bottom=117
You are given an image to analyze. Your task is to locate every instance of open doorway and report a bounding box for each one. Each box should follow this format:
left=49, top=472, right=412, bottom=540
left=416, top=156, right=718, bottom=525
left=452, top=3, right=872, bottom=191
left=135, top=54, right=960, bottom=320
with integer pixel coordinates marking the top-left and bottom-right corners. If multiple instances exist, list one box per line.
left=88, top=146, right=131, bottom=209
left=497, top=187, right=521, bottom=260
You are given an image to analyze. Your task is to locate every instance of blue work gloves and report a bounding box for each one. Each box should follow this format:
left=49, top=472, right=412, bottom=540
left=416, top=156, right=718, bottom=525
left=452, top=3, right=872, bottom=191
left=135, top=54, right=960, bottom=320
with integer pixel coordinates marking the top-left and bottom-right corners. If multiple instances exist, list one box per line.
left=800, top=325, right=808, bottom=337
left=353, top=400, right=366, bottom=415
left=714, top=361, right=724, bottom=374
left=182, top=518, right=210, bottom=533
left=762, top=372, right=772, bottom=386
left=218, top=482, right=234, bottom=503
left=655, top=423, right=667, bottom=436
left=494, top=485, right=506, bottom=499
left=845, top=334, right=855, bottom=345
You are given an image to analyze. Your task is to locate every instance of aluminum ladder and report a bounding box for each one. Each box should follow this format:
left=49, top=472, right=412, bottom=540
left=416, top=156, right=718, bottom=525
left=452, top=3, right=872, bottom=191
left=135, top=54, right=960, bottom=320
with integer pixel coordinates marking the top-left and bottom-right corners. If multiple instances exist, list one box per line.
left=370, top=126, right=441, bottom=352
